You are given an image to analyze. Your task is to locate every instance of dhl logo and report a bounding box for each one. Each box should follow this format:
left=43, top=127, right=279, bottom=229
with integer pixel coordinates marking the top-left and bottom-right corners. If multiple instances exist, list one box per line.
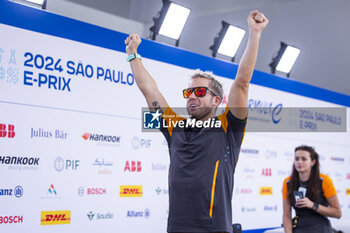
left=40, top=211, right=71, bottom=225
left=346, top=189, right=350, bottom=195
left=120, top=185, right=143, bottom=197
left=260, top=187, right=273, bottom=195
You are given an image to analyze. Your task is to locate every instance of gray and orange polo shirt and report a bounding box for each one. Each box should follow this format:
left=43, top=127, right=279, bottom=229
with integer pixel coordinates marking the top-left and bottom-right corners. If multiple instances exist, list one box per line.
left=160, top=106, right=246, bottom=233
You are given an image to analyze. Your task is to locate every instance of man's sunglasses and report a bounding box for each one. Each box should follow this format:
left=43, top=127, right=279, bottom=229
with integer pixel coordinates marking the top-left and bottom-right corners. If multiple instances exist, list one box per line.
left=183, top=86, right=218, bottom=99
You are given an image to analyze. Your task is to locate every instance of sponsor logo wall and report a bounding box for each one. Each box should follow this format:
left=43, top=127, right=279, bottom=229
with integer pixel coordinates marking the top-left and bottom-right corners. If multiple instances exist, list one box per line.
left=0, top=1, right=349, bottom=232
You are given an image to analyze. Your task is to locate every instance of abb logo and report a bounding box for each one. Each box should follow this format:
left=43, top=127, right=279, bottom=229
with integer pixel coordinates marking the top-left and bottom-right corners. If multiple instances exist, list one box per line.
left=87, top=188, right=106, bottom=195
left=260, top=187, right=273, bottom=195
left=0, top=216, right=23, bottom=224
left=124, top=161, right=142, bottom=172
left=120, top=185, right=143, bottom=197
left=40, top=211, right=71, bottom=225
left=262, top=168, right=272, bottom=176
left=0, top=124, right=15, bottom=138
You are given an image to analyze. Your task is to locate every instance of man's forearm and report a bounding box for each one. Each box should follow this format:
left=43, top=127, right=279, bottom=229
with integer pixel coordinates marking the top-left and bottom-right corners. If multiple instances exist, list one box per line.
left=129, top=58, right=158, bottom=95
left=235, top=31, right=261, bottom=85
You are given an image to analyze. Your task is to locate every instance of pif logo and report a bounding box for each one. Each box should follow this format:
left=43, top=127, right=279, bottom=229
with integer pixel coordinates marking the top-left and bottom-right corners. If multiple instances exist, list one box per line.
left=120, top=185, right=142, bottom=197
left=260, top=187, right=273, bottom=195
left=40, top=210, right=71, bottom=225
left=0, top=124, right=15, bottom=138
left=124, top=161, right=141, bottom=172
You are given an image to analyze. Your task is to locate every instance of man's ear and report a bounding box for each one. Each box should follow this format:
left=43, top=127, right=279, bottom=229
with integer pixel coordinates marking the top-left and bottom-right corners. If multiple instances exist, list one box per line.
left=212, top=96, right=221, bottom=107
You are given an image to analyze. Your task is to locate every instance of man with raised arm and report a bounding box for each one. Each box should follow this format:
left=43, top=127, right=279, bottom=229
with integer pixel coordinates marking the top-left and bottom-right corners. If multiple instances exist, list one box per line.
left=125, top=10, right=268, bottom=233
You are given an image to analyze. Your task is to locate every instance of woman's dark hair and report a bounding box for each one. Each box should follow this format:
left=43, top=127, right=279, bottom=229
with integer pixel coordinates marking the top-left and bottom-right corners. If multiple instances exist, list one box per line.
left=287, top=145, right=320, bottom=206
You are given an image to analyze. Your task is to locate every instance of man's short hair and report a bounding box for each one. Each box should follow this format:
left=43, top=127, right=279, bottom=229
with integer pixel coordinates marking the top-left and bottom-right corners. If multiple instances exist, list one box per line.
left=191, top=69, right=223, bottom=101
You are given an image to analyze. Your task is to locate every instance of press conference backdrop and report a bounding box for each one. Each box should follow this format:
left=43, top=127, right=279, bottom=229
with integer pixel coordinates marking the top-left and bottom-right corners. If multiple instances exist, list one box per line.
left=0, top=1, right=349, bottom=233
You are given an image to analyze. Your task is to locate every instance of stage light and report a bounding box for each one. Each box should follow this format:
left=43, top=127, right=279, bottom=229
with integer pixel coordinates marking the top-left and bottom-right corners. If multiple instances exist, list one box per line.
left=269, top=42, right=300, bottom=77
left=210, top=21, right=246, bottom=62
left=149, top=0, right=191, bottom=46
left=11, top=0, right=47, bottom=9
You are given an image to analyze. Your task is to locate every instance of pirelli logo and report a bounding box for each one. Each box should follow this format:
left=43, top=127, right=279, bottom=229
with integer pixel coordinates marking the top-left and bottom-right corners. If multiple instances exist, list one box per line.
left=346, top=189, right=350, bottom=195
left=120, top=185, right=143, bottom=197
left=40, top=211, right=71, bottom=225
left=260, top=187, right=273, bottom=196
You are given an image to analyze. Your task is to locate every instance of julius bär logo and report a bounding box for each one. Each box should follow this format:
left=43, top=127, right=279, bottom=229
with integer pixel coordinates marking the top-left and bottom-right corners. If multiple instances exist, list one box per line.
left=40, top=210, right=71, bottom=225
left=0, top=123, right=15, bottom=138
left=124, top=161, right=142, bottom=172
left=120, top=185, right=142, bottom=197
left=260, top=187, right=273, bottom=195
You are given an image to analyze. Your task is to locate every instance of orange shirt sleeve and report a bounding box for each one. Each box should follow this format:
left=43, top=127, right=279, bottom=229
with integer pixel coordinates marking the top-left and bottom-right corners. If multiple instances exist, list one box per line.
left=282, top=177, right=290, bottom=200
left=320, top=174, right=337, bottom=199
left=161, top=107, right=185, bottom=136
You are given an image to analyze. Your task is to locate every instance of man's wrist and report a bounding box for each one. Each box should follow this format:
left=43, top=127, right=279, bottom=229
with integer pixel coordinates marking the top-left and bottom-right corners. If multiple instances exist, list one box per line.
left=126, top=53, right=142, bottom=62
left=127, top=50, right=137, bottom=55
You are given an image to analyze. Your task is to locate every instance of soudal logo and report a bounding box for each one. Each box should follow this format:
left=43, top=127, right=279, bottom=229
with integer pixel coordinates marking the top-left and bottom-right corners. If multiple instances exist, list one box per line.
left=262, top=168, right=272, bottom=176
left=120, top=185, right=143, bottom=197
left=346, top=189, right=350, bottom=195
left=155, top=187, right=169, bottom=195
left=40, top=210, right=71, bottom=225
left=0, top=216, right=23, bottom=224
left=0, top=186, right=23, bottom=198
left=124, top=161, right=142, bottom=172
left=87, top=211, right=113, bottom=221
left=0, top=156, right=39, bottom=166
left=30, top=128, right=68, bottom=140
left=82, top=133, right=120, bottom=144
left=127, top=209, right=150, bottom=218
left=260, top=187, right=273, bottom=195
left=131, top=136, right=151, bottom=149
left=87, top=188, right=106, bottom=195
left=0, top=123, right=15, bottom=138
left=331, top=157, right=345, bottom=162
left=240, top=188, right=252, bottom=194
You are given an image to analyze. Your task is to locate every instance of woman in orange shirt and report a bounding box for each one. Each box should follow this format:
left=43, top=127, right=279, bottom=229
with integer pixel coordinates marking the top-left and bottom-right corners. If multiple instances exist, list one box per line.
left=282, top=145, right=342, bottom=233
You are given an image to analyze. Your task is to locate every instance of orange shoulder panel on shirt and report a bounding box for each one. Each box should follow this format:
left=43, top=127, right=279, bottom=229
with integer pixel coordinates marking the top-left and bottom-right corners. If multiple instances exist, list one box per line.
left=217, top=106, right=229, bottom=133
left=162, top=107, right=186, bottom=136
left=282, top=176, right=291, bottom=199
left=320, top=173, right=337, bottom=199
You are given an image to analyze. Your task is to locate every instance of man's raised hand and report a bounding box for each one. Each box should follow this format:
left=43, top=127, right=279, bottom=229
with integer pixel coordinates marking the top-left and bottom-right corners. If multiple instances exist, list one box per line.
left=125, top=34, right=141, bottom=55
